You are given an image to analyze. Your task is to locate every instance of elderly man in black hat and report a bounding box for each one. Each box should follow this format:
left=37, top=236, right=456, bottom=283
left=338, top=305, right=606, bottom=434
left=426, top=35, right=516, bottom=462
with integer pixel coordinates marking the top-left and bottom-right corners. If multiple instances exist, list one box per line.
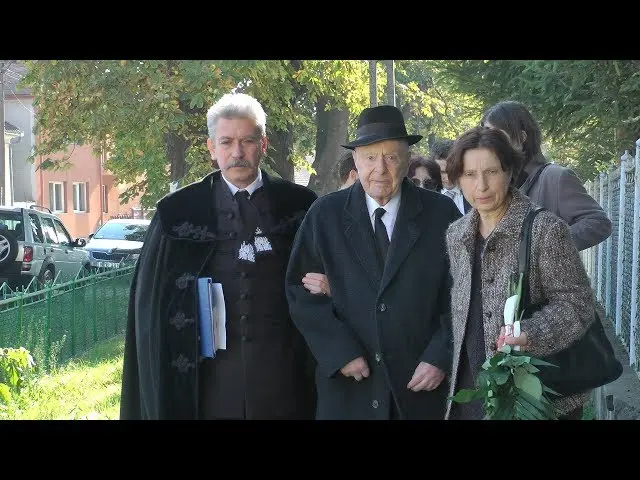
left=285, top=105, right=461, bottom=420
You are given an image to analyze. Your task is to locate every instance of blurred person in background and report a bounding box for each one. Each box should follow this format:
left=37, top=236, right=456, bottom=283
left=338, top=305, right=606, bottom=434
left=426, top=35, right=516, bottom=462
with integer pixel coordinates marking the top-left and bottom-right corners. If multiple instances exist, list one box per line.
left=481, top=100, right=611, bottom=251
left=407, top=155, right=442, bottom=192
left=337, top=150, right=358, bottom=190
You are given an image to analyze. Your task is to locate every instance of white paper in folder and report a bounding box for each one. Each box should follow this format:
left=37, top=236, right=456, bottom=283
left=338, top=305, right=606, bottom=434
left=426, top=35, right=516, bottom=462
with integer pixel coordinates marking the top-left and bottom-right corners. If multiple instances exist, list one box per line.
left=211, top=282, right=227, bottom=351
left=197, top=278, right=227, bottom=358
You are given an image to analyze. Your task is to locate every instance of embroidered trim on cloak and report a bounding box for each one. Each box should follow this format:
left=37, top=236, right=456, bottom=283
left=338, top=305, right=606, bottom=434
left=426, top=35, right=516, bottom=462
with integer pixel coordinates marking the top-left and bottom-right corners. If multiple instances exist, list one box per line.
left=172, top=221, right=216, bottom=241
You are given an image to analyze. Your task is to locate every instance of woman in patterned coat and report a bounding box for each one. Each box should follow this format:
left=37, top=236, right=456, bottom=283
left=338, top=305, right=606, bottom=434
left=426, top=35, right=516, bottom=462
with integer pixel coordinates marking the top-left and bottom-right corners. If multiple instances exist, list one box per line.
left=444, top=126, right=595, bottom=420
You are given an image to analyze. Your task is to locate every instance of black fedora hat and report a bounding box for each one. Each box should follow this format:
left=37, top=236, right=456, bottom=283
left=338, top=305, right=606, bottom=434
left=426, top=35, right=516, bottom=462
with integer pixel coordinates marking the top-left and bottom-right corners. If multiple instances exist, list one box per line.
left=342, top=105, right=422, bottom=150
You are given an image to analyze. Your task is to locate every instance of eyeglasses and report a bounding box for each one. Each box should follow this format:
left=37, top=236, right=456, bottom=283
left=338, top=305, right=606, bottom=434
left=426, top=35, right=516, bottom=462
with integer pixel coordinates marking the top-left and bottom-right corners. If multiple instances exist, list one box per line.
left=411, top=177, right=437, bottom=191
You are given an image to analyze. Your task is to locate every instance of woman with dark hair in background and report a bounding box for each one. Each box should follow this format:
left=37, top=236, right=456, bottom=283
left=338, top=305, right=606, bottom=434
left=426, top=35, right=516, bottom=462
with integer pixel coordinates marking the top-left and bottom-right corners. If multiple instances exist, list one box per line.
left=481, top=100, right=611, bottom=252
left=407, top=155, right=443, bottom=192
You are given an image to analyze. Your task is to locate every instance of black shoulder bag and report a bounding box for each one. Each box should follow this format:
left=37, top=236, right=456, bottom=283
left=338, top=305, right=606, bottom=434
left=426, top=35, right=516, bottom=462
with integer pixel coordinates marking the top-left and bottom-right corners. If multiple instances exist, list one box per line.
left=518, top=207, right=623, bottom=396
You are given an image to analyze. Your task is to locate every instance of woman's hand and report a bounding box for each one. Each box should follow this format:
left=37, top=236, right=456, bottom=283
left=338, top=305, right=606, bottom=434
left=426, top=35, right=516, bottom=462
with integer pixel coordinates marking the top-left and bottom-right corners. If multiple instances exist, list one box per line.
left=497, top=326, right=529, bottom=351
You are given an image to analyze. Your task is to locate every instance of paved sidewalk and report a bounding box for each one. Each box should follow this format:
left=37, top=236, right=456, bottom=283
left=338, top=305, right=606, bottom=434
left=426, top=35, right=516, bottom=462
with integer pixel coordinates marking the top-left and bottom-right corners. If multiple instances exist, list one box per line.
left=593, top=304, right=640, bottom=420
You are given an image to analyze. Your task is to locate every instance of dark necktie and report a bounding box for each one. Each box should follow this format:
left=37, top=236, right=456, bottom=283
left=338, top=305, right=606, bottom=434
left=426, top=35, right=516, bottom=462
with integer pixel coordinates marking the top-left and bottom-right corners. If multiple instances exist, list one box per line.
left=235, top=190, right=259, bottom=240
left=374, top=207, right=390, bottom=266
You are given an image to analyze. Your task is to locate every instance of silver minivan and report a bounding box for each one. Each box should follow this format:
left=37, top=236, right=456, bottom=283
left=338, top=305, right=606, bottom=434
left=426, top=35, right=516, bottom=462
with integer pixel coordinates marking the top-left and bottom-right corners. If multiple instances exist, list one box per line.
left=0, top=205, right=91, bottom=290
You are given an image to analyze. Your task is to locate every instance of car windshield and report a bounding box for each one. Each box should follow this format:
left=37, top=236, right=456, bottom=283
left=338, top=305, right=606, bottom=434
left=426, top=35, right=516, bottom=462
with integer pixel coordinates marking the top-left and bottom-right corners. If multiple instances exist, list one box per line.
left=0, top=211, right=25, bottom=241
left=94, top=222, right=149, bottom=242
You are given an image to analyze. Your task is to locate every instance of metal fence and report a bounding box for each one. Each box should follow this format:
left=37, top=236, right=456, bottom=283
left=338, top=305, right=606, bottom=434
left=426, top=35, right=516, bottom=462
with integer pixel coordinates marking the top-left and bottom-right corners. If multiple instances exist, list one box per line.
left=581, top=138, right=640, bottom=374
left=0, top=266, right=134, bottom=372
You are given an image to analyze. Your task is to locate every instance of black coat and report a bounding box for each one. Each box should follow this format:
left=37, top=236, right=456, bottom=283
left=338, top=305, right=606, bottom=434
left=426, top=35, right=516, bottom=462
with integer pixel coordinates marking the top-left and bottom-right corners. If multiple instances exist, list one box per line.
left=462, top=197, right=472, bottom=214
left=286, top=179, right=461, bottom=419
left=120, top=170, right=317, bottom=419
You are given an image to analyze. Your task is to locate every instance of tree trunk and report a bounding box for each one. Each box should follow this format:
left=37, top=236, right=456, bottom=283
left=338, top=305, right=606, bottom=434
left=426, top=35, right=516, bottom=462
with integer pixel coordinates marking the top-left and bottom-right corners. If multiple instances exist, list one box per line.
left=384, top=60, right=395, bottom=106
left=165, top=131, right=189, bottom=183
left=266, top=126, right=294, bottom=181
left=615, top=123, right=640, bottom=158
left=369, top=60, right=377, bottom=107
left=259, top=59, right=306, bottom=182
left=163, top=60, right=191, bottom=186
left=306, top=95, right=349, bottom=196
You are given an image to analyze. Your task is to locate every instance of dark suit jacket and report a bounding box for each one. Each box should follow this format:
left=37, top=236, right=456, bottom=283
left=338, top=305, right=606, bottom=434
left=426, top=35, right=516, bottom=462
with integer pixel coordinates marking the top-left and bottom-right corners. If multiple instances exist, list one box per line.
left=442, top=188, right=471, bottom=214
left=286, top=178, right=461, bottom=419
left=120, top=169, right=317, bottom=419
left=462, top=196, right=472, bottom=213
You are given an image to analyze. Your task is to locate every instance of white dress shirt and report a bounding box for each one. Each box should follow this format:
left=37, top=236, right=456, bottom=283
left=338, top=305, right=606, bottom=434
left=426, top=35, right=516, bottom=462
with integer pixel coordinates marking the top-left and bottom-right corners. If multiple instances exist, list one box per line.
left=441, top=186, right=466, bottom=214
left=222, top=169, right=264, bottom=197
left=364, top=189, right=402, bottom=242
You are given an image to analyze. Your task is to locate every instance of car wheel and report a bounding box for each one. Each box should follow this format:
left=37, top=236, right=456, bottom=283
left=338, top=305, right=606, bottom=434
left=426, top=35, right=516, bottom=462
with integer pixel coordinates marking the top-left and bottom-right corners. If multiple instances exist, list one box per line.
left=39, top=266, right=55, bottom=289
left=0, top=230, right=19, bottom=269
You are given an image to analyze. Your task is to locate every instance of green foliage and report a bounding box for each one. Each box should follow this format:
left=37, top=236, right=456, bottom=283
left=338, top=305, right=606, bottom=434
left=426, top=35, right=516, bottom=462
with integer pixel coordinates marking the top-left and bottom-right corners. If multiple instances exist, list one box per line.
left=34, top=60, right=613, bottom=200
left=22, top=60, right=239, bottom=207
left=21, top=60, right=372, bottom=202
left=48, top=334, right=67, bottom=374
left=295, top=60, right=369, bottom=113
left=1, top=336, right=124, bottom=420
left=24, top=59, right=638, bottom=200
left=294, top=60, right=370, bottom=149
left=236, top=60, right=318, bottom=175
left=395, top=60, right=483, bottom=156
left=450, top=345, right=559, bottom=420
left=439, top=60, right=640, bottom=180
left=0, top=347, right=36, bottom=404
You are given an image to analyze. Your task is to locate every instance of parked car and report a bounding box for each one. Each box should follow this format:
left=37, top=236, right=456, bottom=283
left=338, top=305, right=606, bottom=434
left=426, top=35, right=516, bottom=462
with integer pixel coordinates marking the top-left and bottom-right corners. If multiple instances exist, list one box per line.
left=83, top=218, right=151, bottom=270
left=0, top=205, right=91, bottom=290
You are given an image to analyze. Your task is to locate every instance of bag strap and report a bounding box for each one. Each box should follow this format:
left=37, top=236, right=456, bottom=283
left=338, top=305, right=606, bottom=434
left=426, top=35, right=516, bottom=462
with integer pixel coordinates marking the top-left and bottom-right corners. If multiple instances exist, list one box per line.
left=519, top=206, right=546, bottom=309
left=522, top=162, right=551, bottom=195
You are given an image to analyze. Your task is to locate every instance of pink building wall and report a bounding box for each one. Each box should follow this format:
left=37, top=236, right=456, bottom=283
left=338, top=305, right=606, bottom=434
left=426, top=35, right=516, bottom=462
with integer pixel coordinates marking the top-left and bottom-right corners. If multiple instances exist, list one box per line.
left=34, top=144, right=143, bottom=239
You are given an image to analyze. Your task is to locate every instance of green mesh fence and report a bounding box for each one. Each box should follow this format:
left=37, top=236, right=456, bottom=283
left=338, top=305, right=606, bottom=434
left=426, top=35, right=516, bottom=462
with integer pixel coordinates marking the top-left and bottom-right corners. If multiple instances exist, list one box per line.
left=0, top=266, right=134, bottom=373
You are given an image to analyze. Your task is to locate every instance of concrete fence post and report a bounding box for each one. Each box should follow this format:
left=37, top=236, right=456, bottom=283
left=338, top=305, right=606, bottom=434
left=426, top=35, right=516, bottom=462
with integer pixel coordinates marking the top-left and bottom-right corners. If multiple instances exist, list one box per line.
left=629, top=139, right=640, bottom=368
left=616, top=152, right=632, bottom=335
left=605, top=166, right=614, bottom=318
left=597, top=172, right=606, bottom=303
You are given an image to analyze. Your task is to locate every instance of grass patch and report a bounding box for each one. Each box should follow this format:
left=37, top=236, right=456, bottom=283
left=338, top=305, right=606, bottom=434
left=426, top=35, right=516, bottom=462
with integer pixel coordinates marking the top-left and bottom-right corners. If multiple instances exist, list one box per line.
left=1, top=335, right=124, bottom=420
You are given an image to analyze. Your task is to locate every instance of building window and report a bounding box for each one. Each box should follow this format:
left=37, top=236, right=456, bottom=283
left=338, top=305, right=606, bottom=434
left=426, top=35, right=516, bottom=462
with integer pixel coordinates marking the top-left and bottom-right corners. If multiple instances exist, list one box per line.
left=49, top=182, right=64, bottom=213
left=73, top=182, right=87, bottom=212
left=101, top=185, right=108, bottom=213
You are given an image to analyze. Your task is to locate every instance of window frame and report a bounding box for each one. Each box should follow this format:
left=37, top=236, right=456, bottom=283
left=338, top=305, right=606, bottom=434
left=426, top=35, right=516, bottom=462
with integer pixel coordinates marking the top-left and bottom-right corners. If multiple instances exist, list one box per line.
left=49, top=182, right=65, bottom=213
left=72, top=182, right=88, bottom=213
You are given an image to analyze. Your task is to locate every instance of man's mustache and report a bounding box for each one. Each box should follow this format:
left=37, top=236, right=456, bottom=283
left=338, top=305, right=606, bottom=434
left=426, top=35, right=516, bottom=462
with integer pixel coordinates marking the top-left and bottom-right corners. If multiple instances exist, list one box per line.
left=226, top=159, right=253, bottom=169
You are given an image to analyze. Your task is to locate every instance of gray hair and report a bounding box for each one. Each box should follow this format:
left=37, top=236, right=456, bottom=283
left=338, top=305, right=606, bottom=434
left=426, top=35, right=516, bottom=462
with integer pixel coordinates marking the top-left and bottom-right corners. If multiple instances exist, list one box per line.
left=206, top=93, right=267, bottom=140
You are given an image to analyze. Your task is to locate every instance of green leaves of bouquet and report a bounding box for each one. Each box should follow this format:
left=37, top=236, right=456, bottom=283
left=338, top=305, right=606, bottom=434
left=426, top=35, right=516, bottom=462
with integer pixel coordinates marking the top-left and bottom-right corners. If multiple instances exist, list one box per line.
left=450, top=345, right=559, bottom=420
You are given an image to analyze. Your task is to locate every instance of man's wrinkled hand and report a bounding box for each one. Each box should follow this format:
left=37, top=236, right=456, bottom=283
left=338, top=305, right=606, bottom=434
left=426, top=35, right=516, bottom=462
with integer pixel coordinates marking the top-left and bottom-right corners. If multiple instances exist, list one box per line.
left=340, top=356, right=370, bottom=382
left=302, top=272, right=331, bottom=296
left=407, top=361, right=445, bottom=392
